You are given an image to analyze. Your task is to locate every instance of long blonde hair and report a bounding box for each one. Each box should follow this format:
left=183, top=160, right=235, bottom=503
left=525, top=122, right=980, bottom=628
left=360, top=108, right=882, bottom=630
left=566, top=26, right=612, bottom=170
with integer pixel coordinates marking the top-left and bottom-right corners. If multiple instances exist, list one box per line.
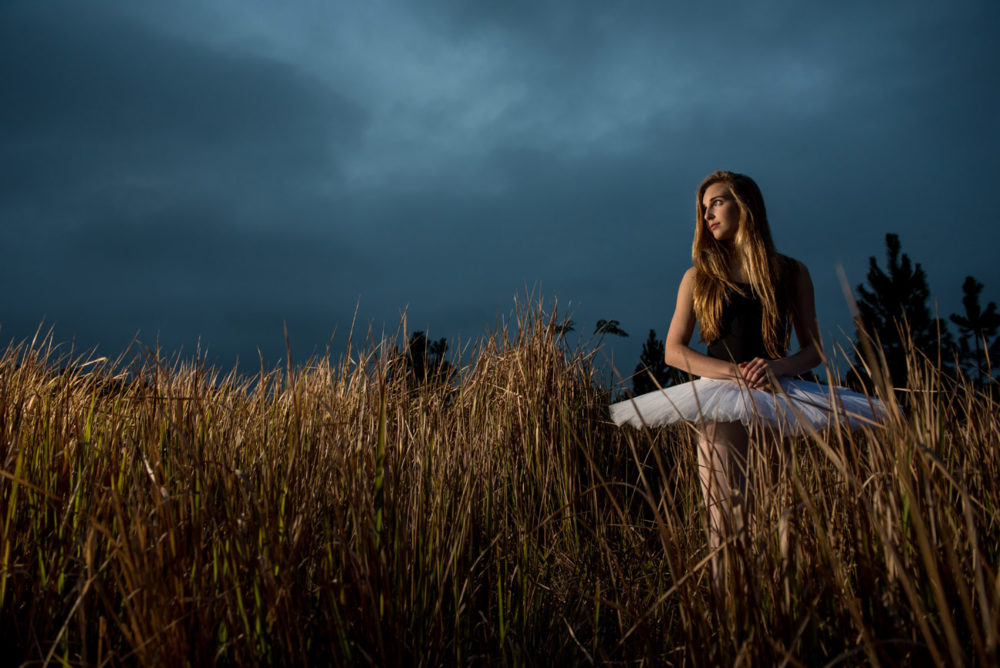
left=692, top=170, right=793, bottom=358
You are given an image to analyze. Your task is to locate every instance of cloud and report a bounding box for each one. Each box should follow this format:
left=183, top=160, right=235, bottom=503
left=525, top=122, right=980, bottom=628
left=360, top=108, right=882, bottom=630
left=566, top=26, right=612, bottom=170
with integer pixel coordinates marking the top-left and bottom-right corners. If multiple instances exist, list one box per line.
left=0, top=1, right=373, bottom=362
left=1, top=0, right=998, bottom=372
left=0, top=2, right=366, bottom=224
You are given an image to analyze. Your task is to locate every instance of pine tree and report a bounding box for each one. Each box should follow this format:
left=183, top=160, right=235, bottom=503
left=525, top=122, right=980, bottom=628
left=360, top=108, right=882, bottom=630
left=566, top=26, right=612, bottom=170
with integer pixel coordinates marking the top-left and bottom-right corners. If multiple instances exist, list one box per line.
left=632, top=329, right=685, bottom=395
left=949, top=276, right=1000, bottom=385
left=853, top=234, right=952, bottom=389
left=406, top=331, right=452, bottom=384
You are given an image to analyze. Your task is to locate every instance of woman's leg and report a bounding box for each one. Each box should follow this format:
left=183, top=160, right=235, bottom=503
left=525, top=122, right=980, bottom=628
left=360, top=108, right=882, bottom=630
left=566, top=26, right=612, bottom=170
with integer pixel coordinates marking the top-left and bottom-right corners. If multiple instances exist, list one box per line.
left=697, top=421, right=750, bottom=585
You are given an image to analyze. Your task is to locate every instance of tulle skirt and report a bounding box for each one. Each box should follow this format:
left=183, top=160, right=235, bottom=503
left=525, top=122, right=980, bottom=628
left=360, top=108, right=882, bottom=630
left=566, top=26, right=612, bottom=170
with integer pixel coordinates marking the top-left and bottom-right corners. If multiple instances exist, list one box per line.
left=609, top=378, right=887, bottom=434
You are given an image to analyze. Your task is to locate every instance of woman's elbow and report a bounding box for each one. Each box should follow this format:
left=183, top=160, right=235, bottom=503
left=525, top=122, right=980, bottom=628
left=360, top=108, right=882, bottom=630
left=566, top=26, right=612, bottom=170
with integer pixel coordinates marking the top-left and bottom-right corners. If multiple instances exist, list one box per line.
left=663, top=343, right=685, bottom=369
left=804, top=342, right=823, bottom=369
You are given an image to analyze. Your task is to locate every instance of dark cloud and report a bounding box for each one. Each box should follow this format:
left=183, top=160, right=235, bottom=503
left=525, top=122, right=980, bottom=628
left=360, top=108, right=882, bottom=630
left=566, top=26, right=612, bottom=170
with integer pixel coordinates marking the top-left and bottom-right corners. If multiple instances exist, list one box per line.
left=2, top=0, right=998, bottom=376
left=1, top=1, right=370, bottom=363
left=1, top=199, right=367, bottom=364
left=0, top=2, right=365, bottom=217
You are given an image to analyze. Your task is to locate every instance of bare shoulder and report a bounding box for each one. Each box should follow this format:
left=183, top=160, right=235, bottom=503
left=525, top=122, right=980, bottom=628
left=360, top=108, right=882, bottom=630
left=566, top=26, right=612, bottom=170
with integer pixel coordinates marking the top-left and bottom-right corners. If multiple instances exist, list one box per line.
left=778, top=255, right=812, bottom=284
left=678, top=266, right=698, bottom=292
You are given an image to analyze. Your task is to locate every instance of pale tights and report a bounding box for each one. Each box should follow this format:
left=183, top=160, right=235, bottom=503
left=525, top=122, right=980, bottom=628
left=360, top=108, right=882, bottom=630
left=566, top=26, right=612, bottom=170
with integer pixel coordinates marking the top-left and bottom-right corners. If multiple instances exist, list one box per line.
left=697, top=421, right=751, bottom=587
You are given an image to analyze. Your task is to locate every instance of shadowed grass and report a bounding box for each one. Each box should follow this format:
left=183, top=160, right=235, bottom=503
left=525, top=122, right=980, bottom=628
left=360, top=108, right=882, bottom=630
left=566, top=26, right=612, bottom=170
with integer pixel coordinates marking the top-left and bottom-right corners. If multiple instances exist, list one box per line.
left=1, top=302, right=998, bottom=665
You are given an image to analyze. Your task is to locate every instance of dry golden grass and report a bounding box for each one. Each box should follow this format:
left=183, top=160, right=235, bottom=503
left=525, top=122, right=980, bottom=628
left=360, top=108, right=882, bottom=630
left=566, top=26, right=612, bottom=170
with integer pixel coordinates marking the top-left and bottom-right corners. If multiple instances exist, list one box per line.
left=1, top=304, right=998, bottom=665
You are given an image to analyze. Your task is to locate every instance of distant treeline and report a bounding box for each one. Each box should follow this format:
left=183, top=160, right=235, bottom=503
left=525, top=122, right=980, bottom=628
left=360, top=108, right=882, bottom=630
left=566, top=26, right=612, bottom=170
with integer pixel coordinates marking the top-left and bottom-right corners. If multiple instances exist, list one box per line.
left=405, top=233, right=999, bottom=398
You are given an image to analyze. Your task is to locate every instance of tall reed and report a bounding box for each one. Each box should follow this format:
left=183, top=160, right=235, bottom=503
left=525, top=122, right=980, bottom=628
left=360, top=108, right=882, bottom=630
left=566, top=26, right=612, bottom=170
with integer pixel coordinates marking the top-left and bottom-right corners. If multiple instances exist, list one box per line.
left=0, top=303, right=998, bottom=665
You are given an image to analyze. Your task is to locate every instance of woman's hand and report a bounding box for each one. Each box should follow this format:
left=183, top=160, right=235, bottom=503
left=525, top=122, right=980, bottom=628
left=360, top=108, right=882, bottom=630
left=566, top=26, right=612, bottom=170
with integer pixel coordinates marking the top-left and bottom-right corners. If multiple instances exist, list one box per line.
left=737, top=357, right=783, bottom=391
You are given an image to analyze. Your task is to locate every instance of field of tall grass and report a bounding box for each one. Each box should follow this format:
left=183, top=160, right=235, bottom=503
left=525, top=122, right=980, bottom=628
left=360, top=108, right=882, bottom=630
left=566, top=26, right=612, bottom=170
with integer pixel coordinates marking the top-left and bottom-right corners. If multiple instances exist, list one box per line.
left=2, top=303, right=998, bottom=665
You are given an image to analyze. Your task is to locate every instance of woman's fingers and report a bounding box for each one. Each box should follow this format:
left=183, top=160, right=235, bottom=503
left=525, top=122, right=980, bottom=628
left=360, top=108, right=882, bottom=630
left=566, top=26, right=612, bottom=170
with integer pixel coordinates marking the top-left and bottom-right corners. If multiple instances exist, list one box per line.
left=743, top=359, right=764, bottom=380
left=739, top=358, right=774, bottom=391
left=737, top=364, right=760, bottom=388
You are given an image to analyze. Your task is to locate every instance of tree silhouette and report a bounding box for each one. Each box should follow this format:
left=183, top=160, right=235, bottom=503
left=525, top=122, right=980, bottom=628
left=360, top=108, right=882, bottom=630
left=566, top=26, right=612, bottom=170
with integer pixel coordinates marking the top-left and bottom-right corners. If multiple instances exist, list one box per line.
left=949, top=276, right=1000, bottom=385
left=406, top=331, right=452, bottom=384
left=552, top=319, right=629, bottom=340
left=551, top=319, right=575, bottom=337
left=594, top=319, right=629, bottom=338
left=853, top=233, right=952, bottom=389
left=632, top=329, right=686, bottom=395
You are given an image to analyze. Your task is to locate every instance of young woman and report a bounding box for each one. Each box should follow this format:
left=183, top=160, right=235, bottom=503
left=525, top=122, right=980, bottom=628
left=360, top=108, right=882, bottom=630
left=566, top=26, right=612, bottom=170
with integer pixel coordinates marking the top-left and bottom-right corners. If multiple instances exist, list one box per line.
left=610, top=170, right=885, bottom=578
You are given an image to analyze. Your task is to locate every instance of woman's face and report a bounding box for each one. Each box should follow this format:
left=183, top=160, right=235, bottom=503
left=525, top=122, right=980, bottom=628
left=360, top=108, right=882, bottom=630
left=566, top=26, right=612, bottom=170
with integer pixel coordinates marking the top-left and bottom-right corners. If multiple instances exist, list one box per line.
left=702, top=182, right=740, bottom=242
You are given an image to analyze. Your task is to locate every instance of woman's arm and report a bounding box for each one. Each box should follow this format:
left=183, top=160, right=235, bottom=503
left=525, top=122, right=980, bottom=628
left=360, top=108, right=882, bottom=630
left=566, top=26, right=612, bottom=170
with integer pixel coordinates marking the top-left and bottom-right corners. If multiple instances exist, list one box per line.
left=740, top=261, right=823, bottom=386
left=663, top=267, right=744, bottom=381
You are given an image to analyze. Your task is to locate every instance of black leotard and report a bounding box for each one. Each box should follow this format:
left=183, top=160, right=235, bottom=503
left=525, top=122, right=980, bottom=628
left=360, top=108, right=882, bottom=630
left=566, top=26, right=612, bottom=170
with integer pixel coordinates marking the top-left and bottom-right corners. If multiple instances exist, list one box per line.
left=706, top=283, right=788, bottom=363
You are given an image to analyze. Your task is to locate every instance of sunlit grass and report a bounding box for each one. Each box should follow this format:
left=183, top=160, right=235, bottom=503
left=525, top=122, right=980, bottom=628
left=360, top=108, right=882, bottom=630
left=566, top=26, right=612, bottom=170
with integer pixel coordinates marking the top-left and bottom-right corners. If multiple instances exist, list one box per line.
left=1, top=304, right=998, bottom=665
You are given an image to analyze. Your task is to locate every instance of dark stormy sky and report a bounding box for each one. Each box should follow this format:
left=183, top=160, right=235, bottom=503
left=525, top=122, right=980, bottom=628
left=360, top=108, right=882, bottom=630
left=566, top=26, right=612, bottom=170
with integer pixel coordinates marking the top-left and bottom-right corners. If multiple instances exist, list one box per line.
left=3, top=0, right=998, bottom=383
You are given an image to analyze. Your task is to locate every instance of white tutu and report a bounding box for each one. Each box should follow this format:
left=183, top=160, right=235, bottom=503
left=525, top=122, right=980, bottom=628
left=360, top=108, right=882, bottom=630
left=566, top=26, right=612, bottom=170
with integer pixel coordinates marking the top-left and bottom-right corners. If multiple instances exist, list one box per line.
left=610, top=377, right=887, bottom=434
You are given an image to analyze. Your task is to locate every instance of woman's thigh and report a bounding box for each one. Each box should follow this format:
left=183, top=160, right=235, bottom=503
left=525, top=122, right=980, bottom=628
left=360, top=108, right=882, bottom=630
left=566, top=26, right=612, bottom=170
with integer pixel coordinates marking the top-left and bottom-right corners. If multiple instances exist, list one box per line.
left=699, top=422, right=749, bottom=469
